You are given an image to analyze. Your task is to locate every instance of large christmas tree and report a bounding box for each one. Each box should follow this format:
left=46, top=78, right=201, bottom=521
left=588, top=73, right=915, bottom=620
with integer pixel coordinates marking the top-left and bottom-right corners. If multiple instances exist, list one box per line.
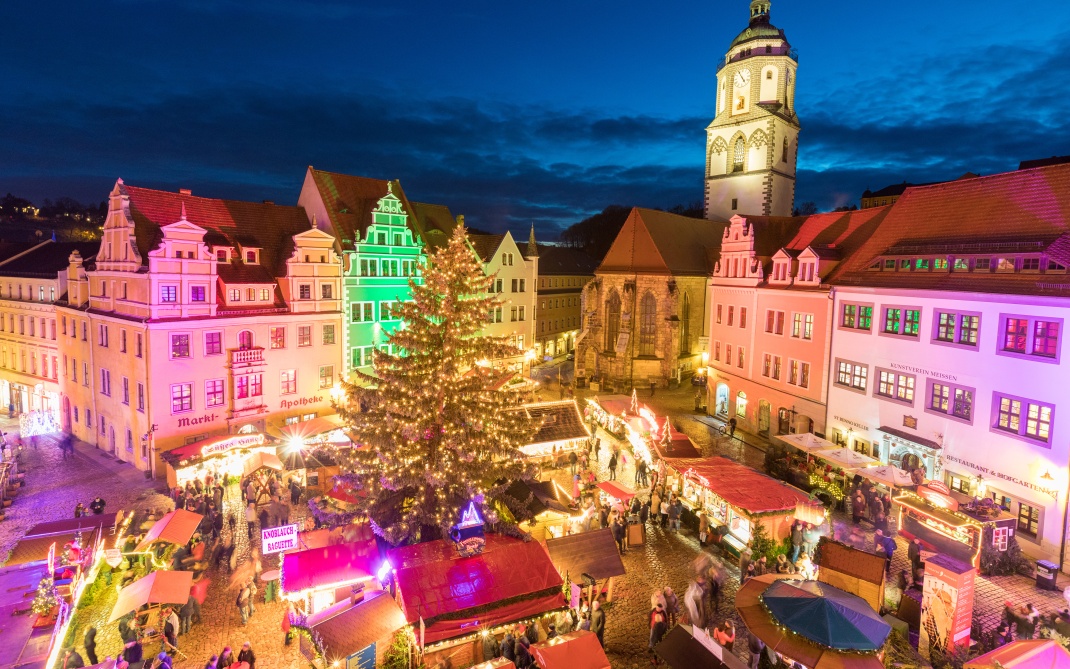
left=335, top=226, right=536, bottom=545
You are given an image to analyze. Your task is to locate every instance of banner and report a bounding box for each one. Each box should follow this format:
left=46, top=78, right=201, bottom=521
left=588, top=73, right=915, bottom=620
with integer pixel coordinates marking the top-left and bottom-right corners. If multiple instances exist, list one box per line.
left=261, top=524, right=299, bottom=555
left=920, top=554, right=975, bottom=658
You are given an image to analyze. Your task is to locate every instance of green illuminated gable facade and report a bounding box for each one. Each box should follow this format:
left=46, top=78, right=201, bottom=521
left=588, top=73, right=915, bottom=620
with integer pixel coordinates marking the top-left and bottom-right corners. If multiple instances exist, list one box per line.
left=344, top=184, right=424, bottom=378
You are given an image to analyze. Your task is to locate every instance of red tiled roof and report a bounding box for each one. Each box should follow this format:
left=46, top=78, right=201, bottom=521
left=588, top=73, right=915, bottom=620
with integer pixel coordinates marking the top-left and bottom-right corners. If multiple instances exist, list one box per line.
left=664, top=456, right=810, bottom=515
left=598, top=208, right=727, bottom=275
left=121, top=183, right=310, bottom=278
left=469, top=233, right=506, bottom=262
left=828, top=163, right=1070, bottom=295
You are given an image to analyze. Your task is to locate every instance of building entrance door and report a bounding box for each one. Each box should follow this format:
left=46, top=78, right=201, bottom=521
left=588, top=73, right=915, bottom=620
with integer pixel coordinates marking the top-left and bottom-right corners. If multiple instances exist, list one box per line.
left=758, top=400, right=771, bottom=435
left=715, top=384, right=729, bottom=417
left=778, top=408, right=791, bottom=434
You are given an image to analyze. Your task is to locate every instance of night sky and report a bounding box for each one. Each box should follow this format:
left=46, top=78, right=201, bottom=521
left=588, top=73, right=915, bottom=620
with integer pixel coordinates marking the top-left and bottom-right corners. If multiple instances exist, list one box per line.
left=3, top=0, right=1070, bottom=239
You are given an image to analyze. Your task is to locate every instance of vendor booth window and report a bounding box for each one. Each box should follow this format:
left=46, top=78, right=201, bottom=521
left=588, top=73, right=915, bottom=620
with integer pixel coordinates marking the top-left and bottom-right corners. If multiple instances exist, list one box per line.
left=992, top=527, right=1009, bottom=551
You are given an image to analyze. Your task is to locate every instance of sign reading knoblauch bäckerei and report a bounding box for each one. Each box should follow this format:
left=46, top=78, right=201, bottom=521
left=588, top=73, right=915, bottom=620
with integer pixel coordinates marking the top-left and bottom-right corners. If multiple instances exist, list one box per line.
left=261, top=523, right=299, bottom=554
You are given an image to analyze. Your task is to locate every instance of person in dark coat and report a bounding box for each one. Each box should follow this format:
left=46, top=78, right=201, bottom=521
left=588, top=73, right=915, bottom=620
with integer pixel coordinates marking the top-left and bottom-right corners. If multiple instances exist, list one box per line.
left=875, top=530, right=896, bottom=574
left=591, top=601, right=606, bottom=647
left=607, top=454, right=618, bottom=481
left=790, top=521, right=804, bottom=562
left=84, top=626, right=98, bottom=665
left=612, top=517, right=626, bottom=554
left=119, top=611, right=139, bottom=643
left=90, top=497, right=106, bottom=514
left=500, top=630, right=516, bottom=662
left=122, top=640, right=144, bottom=669
left=180, top=595, right=198, bottom=634
left=217, top=647, right=235, bottom=668
left=908, top=538, right=922, bottom=574
left=237, top=642, right=256, bottom=669
left=514, top=637, right=533, bottom=668
left=61, top=648, right=85, bottom=669
left=482, top=632, right=500, bottom=661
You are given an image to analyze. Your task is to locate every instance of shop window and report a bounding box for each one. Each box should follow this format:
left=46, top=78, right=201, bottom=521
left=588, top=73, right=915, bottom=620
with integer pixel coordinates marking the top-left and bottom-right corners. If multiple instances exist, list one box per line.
left=1017, top=502, right=1039, bottom=538
left=735, top=391, right=747, bottom=419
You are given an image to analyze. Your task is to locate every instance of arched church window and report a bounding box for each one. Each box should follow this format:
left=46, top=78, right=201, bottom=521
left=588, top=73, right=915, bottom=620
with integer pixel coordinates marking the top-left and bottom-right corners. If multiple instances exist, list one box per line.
left=733, top=137, right=746, bottom=173
left=782, top=138, right=789, bottom=163
left=605, top=291, right=621, bottom=351
left=679, top=292, right=691, bottom=355
left=639, top=292, right=657, bottom=356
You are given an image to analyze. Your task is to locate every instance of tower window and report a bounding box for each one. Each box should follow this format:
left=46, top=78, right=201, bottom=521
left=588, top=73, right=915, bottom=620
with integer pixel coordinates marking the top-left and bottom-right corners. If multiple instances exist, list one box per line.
left=766, top=69, right=773, bottom=78
left=732, top=137, right=745, bottom=172
left=782, top=139, right=789, bottom=163
left=731, top=199, right=738, bottom=211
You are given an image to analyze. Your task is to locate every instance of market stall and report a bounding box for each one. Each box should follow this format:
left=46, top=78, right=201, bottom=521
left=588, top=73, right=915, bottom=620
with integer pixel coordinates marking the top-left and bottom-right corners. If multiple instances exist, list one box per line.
left=301, top=590, right=408, bottom=668
left=595, top=481, right=636, bottom=516
left=108, top=570, right=193, bottom=622
left=654, top=624, right=750, bottom=669
left=544, top=528, right=625, bottom=604
left=584, top=394, right=658, bottom=466
left=965, top=640, right=1070, bottom=668
left=242, top=450, right=284, bottom=477
left=0, top=561, right=57, bottom=668
left=505, top=479, right=576, bottom=541
left=664, top=457, right=817, bottom=556
left=160, top=432, right=275, bottom=488
left=653, top=419, right=701, bottom=459
left=510, top=400, right=591, bottom=466
left=530, top=630, right=611, bottom=669
left=389, top=534, right=565, bottom=667
left=280, top=537, right=379, bottom=614
left=134, top=509, right=204, bottom=552
left=893, top=485, right=1016, bottom=569
left=736, top=574, right=888, bottom=669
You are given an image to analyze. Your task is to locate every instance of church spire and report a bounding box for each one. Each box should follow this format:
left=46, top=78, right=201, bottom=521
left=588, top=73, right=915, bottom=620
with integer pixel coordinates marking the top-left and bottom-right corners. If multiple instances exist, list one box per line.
left=526, top=223, right=539, bottom=257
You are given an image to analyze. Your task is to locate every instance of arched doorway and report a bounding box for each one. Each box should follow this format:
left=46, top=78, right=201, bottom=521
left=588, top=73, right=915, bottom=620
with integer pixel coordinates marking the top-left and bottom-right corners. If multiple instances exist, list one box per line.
left=735, top=391, right=748, bottom=420
left=62, top=396, right=71, bottom=432
left=757, top=400, right=771, bottom=435
left=715, top=384, right=729, bottom=417
left=108, top=426, right=116, bottom=454
left=777, top=408, right=791, bottom=434
left=901, top=452, right=922, bottom=472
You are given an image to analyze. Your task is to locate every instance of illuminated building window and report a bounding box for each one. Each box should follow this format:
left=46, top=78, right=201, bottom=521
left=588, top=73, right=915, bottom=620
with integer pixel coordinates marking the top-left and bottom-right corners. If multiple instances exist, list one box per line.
left=171, top=334, right=190, bottom=358
left=1017, top=503, right=1039, bottom=538
left=875, top=369, right=914, bottom=404
left=322, top=324, right=335, bottom=345
left=171, top=383, right=192, bottom=413
left=319, top=366, right=333, bottom=389
left=206, top=379, right=225, bottom=407
left=205, top=331, right=222, bottom=355
left=270, top=327, right=286, bottom=349
left=298, top=326, right=311, bottom=347
left=281, top=370, right=297, bottom=395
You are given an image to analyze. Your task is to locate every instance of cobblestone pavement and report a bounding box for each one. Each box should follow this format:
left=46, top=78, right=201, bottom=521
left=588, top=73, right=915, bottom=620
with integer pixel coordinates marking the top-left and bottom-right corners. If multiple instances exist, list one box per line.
left=539, top=382, right=1070, bottom=667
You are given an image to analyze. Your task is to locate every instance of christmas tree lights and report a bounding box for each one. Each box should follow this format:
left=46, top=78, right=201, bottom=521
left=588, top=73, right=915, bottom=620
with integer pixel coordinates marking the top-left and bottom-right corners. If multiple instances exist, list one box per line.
left=334, top=226, right=537, bottom=544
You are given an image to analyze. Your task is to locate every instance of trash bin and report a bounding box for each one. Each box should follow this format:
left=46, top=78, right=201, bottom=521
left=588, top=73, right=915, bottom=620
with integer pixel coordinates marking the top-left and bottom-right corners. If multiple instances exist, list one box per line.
left=1037, top=559, right=1058, bottom=590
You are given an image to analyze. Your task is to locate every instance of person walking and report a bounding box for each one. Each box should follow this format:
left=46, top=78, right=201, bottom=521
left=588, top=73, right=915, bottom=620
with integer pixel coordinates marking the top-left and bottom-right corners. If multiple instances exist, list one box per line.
left=908, top=538, right=922, bottom=575
left=203, top=655, right=219, bottom=669
left=218, top=647, right=236, bottom=668
left=748, top=632, right=765, bottom=669
left=684, top=578, right=708, bottom=629
left=875, top=530, right=896, bottom=574
left=790, top=521, right=803, bottom=562
left=180, top=595, right=197, bottom=635
left=608, top=453, right=618, bottom=481
left=568, top=450, right=578, bottom=476
left=698, top=513, right=710, bottom=546
left=237, top=583, right=253, bottom=625
left=802, top=523, right=818, bottom=557
left=728, top=418, right=737, bottom=438
left=591, top=601, right=606, bottom=648
left=649, top=602, right=667, bottom=663
left=83, top=627, right=98, bottom=665
left=612, top=517, right=627, bottom=554
left=659, top=497, right=670, bottom=528
left=670, top=499, right=683, bottom=531
left=122, top=640, right=144, bottom=669
left=663, top=587, right=678, bottom=627
left=852, top=490, right=866, bottom=524
left=237, top=642, right=256, bottom=669
left=650, top=490, right=661, bottom=525
left=714, top=621, right=736, bottom=652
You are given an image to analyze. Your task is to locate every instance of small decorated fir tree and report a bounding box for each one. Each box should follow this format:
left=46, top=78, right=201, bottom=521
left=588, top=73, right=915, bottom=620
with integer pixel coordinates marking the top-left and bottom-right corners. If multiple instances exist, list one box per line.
left=31, top=577, right=58, bottom=615
left=335, top=226, right=536, bottom=545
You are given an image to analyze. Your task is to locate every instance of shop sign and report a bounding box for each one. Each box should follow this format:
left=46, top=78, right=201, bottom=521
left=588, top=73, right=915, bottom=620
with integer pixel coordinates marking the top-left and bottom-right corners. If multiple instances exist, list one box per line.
left=261, top=523, right=299, bottom=554
left=201, top=433, right=265, bottom=457
left=889, top=363, right=959, bottom=382
left=919, top=556, right=975, bottom=657
left=347, top=643, right=376, bottom=669
left=178, top=413, right=219, bottom=428
left=280, top=396, right=324, bottom=410
left=833, top=415, right=870, bottom=432
left=47, top=542, right=56, bottom=574
left=944, top=454, right=1060, bottom=500
left=104, top=549, right=123, bottom=568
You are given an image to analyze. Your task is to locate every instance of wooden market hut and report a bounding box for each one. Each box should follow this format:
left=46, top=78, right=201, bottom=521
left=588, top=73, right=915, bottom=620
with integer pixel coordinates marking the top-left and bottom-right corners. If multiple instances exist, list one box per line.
left=815, top=538, right=887, bottom=612
left=511, top=400, right=591, bottom=465
left=544, top=529, right=625, bottom=604
left=306, top=591, right=407, bottom=668
left=505, top=479, right=574, bottom=542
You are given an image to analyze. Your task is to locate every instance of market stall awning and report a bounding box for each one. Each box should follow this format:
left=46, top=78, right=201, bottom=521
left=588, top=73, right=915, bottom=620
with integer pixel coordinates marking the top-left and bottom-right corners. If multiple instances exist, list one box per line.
left=777, top=432, right=840, bottom=455
left=655, top=624, right=750, bottom=669
left=505, top=480, right=572, bottom=517
left=0, top=562, right=54, bottom=669
left=816, top=448, right=880, bottom=471
left=159, top=432, right=268, bottom=466
left=591, top=396, right=631, bottom=416
left=135, top=509, right=204, bottom=552
left=595, top=481, right=636, bottom=502
left=512, top=400, right=591, bottom=448
left=243, top=450, right=284, bottom=477
left=472, top=660, right=517, bottom=669
left=545, top=529, right=625, bottom=581
left=965, top=640, right=1070, bottom=668
left=390, top=534, right=564, bottom=644
left=271, top=415, right=346, bottom=442
left=280, top=539, right=378, bottom=594
left=654, top=430, right=701, bottom=459
left=109, top=570, right=193, bottom=622
left=531, top=631, right=611, bottom=669
left=856, top=464, right=913, bottom=488
left=665, top=457, right=811, bottom=516
left=309, top=591, right=406, bottom=661
left=6, top=529, right=101, bottom=566
left=736, top=574, right=885, bottom=669
left=761, top=579, right=890, bottom=650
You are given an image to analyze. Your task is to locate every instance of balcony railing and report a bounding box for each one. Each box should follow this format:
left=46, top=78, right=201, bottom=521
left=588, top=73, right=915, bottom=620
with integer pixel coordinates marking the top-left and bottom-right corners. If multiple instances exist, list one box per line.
left=230, top=347, right=265, bottom=365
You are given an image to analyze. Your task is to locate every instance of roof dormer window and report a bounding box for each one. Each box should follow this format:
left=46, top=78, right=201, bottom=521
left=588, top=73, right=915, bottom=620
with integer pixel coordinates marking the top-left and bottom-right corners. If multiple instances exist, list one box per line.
left=245, top=250, right=259, bottom=265
left=217, top=249, right=229, bottom=262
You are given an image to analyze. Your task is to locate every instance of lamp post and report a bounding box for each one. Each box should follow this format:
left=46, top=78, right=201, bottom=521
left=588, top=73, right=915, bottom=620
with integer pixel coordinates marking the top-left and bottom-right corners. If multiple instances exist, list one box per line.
left=142, top=423, right=159, bottom=479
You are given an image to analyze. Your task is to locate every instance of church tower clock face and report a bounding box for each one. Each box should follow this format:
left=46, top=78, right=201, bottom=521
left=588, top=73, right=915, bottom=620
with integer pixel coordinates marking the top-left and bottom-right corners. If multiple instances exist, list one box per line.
left=704, top=0, right=800, bottom=221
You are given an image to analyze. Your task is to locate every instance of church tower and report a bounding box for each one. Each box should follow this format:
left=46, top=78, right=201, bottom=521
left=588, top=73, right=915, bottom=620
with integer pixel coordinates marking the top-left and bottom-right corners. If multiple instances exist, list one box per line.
left=705, top=0, right=800, bottom=221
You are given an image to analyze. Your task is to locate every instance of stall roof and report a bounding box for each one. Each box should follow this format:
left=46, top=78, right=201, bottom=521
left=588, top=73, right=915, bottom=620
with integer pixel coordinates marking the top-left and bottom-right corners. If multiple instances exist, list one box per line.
left=666, top=457, right=811, bottom=515
left=310, top=591, right=407, bottom=661
left=281, top=539, right=378, bottom=594
left=472, top=660, right=517, bottom=669
left=0, top=561, right=53, bottom=669
left=531, top=630, right=611, bottom=669
left=595, top=481, right=636, bottom=502
left=591, top=395, right=633, bottom=416
left=271, top=415, right=346, bottom=442
left=517, top=401, right=591, bottom=445
left=109, top=571, right=193, bottom=622
left=135, top=509, right=204, bottom=552
left=653, top=432, right=701, bottom=459
left=505, top=480, right=572, bottom=517
left=893, top=494, right=971, bottom=528
left=544, top=529, right=626, bottom=581
left=389, top=534, right=563, bottom=634
left=817, top=539, right=887, bottom=587
left=25, top=513, right=118, bottom=539
left=655, top=624, right=750, bottom=669
left=6, top=529, right=100, bottom=566
left=965, top=640, right=1070, bottom=668
left=242, top=451, right=284, bottom=477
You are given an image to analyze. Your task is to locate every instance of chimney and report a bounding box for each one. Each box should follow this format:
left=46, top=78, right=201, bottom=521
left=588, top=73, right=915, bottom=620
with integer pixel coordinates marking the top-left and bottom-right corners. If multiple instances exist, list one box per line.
left=179, top=188, right=192, bottom=196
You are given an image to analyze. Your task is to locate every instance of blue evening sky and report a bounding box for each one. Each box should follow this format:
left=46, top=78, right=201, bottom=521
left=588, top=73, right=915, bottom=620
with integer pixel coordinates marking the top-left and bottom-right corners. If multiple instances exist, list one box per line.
left=2, top=0, right=1069, bottom=238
